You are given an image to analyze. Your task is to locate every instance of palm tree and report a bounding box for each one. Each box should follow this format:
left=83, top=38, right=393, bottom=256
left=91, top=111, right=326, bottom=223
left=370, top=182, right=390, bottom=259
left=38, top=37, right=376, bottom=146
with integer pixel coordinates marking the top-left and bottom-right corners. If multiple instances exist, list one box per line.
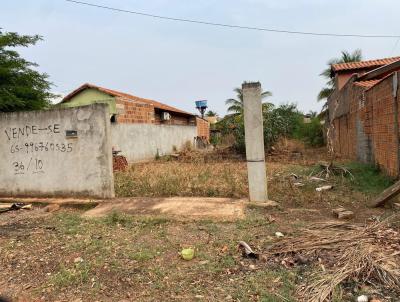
left=226, top=84, right=272, bottom=114
left=206, top=110, right=218, bottom=117
left=318, top=49, right=363, bottom=101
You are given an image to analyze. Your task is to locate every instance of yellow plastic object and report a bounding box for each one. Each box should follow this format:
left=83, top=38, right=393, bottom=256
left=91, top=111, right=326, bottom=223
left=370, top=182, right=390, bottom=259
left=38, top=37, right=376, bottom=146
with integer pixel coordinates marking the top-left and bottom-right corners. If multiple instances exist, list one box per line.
left=181, top=248, right=195, bottom=260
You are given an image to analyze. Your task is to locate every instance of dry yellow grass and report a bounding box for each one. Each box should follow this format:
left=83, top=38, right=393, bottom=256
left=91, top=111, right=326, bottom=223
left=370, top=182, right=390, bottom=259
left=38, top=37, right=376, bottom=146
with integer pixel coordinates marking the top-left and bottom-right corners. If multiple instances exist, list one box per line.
left=115, top=161, right=249, bottom=198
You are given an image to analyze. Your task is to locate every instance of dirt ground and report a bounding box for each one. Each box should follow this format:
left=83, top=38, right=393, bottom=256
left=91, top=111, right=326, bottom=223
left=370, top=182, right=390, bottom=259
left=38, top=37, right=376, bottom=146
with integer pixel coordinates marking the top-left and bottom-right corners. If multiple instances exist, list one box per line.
left=82, top=197, right=246, bottom=221
left=0, top=145, right=398, bottom=301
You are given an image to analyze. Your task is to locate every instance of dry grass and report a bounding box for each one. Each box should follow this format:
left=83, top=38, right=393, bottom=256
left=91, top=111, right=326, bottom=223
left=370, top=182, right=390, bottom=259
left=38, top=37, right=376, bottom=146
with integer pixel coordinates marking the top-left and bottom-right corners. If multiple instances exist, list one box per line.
left=265, top=218, right=400, bottom=301
left=115, top=161, right=249, bottom=198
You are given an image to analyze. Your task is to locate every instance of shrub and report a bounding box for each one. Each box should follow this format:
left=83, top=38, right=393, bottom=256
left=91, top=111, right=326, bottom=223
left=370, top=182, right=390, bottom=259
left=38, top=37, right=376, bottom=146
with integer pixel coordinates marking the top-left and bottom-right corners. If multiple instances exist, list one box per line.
left=219, top=103, right=303, bottom=153
left=217, top=103, right=325, bottom=153
left=293, top=117, right=324, bottom=147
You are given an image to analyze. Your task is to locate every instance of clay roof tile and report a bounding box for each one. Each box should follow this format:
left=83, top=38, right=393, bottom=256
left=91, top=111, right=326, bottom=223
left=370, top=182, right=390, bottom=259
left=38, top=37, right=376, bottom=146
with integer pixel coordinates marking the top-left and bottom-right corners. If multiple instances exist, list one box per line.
left=332, top=57, right=400, bottom=72
left=62, top=83, right=193, bottom=116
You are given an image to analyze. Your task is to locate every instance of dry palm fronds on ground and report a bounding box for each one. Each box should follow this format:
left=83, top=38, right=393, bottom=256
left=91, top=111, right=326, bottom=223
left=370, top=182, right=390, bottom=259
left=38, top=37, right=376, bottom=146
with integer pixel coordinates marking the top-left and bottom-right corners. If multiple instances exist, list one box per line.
left=265, top=217, right=400, bottom=301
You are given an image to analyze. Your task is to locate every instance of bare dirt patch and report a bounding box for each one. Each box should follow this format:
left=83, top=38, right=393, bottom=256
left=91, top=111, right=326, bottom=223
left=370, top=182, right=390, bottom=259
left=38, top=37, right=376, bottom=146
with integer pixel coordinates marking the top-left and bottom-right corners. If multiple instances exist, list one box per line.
left=82, top=197, right=245, bottom=221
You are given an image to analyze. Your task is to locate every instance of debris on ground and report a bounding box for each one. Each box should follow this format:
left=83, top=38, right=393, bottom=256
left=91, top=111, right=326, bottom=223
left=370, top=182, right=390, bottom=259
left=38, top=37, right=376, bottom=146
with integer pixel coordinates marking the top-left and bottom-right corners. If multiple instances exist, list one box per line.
left=357, top=295, right=369, bottom=302
left=43, top=204, right=61, bottom=213
left=394, top=203, right=400, bottom=210
left=332, top=207, right=354, bottom=220
left=238, top=241, right=259, bottom=259
left=264, top=217, right=400, bottom=301
left=181, top=248, right=195, bottom=261
left=74, top=257, right=84, bottom=263
left=369, top=180, right=400, bottom=208
left=316, top=185, right=333, bottom=192
left=313, top=162, right=354, bottom=180
left=309, top=176, right=326, bottom=182
left=113, top=150, right=128, bottom=172
left=0, top=203, right=33, bottom=214
left=275, top=232, right=285, bottom=238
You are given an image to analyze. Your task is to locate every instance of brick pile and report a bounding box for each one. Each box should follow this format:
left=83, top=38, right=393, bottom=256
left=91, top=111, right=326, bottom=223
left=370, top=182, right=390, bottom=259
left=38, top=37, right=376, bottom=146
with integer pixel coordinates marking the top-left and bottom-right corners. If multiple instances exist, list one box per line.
left=113, top=155, right=128, bottom=172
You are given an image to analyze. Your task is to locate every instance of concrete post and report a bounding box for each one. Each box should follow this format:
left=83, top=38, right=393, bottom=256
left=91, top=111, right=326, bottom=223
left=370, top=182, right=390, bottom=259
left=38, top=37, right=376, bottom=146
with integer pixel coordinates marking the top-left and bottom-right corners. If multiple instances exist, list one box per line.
left=242, top=82, right=268, bottom=202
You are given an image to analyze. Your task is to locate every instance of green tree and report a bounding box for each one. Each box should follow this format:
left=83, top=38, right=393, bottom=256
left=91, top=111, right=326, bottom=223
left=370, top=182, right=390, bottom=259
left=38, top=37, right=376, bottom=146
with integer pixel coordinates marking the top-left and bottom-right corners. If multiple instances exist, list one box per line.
left=206, top=110, right=218, bottom=117
left=0, top=30, right=54, bottom=112
left=230, top=103, right=303, bottom=153
left=318, top=49, right=363, bottom=101
left=225, top=84, right=272, bottom=114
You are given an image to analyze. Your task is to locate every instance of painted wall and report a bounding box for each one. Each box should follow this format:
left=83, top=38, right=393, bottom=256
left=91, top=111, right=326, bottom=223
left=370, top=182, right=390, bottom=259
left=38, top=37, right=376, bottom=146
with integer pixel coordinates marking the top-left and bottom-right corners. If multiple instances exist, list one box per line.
left=60, top=88, right=117, bottom=115
left=111, top=124, right=197, bottom=162
left=0, top=104, right=114, bottom=198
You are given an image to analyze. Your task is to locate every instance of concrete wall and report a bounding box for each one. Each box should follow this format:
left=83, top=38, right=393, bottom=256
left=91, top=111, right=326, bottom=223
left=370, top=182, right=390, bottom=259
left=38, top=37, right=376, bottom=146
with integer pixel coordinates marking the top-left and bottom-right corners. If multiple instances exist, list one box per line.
left=0, top=104, right=114, bottom=198
left=111, top=123, right=197, bottom=162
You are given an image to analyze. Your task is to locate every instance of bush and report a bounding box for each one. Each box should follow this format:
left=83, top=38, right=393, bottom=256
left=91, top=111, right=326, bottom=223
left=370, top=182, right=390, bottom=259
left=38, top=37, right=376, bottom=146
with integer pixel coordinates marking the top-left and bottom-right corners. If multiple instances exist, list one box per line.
left=218, top=103, right=303, bottom=153
left=217, top=103, right=325, bottom=153
left=293, top=117, right=324, bottom=147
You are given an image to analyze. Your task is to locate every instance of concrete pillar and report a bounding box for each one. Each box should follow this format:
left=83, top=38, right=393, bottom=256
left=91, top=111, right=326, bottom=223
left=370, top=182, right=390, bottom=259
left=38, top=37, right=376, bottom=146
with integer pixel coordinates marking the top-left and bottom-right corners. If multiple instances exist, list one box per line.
left=242, top=82, right=268, bottom=202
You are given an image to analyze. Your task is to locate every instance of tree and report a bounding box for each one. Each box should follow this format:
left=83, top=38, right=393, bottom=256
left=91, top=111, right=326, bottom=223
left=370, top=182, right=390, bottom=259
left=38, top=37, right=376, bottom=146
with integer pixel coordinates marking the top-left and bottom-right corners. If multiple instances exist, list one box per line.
left=206, top=110, right=218, bottom=117
left=0, top=29, right=54, bottom=112
left=318, top=49, right=363, bottom=101
left=225, top=83, right=272, bottom=114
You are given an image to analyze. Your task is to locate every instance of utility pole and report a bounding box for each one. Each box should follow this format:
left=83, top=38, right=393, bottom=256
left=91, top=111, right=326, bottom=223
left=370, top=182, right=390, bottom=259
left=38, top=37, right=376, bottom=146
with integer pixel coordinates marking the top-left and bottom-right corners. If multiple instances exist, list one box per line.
left=242, top=82, right=268, bottom=202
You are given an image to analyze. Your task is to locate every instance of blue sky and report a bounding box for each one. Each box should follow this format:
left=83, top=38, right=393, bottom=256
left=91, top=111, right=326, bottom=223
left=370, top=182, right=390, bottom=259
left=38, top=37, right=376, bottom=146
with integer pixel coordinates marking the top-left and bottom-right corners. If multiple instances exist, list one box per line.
left=2, top=0, right=400, bottom=115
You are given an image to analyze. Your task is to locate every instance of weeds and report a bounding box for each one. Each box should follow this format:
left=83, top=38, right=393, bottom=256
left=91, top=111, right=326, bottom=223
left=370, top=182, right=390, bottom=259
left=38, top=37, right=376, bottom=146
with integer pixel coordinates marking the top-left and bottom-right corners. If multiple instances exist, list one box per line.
left=344, top=162, right=394, bottom=194
left=50, top=263, right=91, bottom=288
left=128, top=248, right=159, bottom=262
left=114, top=161, right=248, bottom=198
left=54, top=212, right=83, bottom=235
left=103, top=211, right=133, bottom=226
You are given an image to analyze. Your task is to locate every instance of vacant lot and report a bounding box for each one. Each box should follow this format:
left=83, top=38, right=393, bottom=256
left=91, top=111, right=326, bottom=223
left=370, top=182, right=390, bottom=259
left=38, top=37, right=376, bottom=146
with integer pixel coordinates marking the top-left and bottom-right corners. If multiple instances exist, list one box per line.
left=1, top=146, right=398, bottom=301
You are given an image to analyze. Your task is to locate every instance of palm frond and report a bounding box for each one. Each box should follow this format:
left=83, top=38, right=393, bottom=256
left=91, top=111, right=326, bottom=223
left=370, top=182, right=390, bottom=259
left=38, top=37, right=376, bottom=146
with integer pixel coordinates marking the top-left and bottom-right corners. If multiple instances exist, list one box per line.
left=318, top=87, right=334, bottom=101
left=225, top=98, right=241, bottom=106
left=227, top=104, right=243, bottom=114
left=261, top=90, right=272, bottom=98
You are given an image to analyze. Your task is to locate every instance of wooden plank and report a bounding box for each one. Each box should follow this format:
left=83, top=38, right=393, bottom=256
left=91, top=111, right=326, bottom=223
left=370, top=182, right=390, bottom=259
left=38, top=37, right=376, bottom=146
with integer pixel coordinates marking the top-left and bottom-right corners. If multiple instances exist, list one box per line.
left=369, top=180, right=400, bottom=208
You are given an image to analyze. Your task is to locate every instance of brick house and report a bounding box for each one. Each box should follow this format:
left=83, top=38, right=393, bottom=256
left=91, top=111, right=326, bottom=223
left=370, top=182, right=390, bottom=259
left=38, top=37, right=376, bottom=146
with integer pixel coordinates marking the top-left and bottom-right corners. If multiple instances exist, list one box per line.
left=328, top=56, right=400, bottom=177
left=60, top=83, right=210, bottom=161
left=62, top=84, right=205, bottom=128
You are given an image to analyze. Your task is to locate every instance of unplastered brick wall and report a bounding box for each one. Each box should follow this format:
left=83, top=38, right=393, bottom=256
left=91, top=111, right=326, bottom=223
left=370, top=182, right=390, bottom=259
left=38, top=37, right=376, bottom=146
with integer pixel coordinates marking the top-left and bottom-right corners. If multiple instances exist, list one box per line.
left=329, top=77, right=367, bottom=160
left=196, top=117, right=210, bottom=140
left=367, top=76, right=398, bottom=177
left=116, top=97, right=155, bottom=124
left=329, top=73, right=400, bottom=177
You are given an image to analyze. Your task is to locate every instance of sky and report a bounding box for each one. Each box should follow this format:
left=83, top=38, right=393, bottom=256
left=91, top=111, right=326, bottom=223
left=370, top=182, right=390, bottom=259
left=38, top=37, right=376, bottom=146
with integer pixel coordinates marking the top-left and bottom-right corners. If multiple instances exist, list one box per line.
left=2, top=0, right=400, bottom=116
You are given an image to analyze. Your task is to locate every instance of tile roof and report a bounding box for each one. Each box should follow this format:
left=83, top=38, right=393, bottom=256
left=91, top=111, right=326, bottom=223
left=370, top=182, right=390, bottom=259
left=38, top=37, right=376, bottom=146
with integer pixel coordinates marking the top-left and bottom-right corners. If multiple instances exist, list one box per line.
left=353, top=79, right=382, bottom=89
left=354, top=73, right=393, bottom=90
left=332, top=56, right=400, bottom=72
left=62, top=83, right=194, bottom=116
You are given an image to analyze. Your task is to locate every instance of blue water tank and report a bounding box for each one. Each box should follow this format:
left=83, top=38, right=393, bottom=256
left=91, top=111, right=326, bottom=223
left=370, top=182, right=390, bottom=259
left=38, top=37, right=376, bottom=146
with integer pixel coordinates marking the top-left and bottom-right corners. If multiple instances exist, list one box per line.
left=195, top=100, right=208, bottom=108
